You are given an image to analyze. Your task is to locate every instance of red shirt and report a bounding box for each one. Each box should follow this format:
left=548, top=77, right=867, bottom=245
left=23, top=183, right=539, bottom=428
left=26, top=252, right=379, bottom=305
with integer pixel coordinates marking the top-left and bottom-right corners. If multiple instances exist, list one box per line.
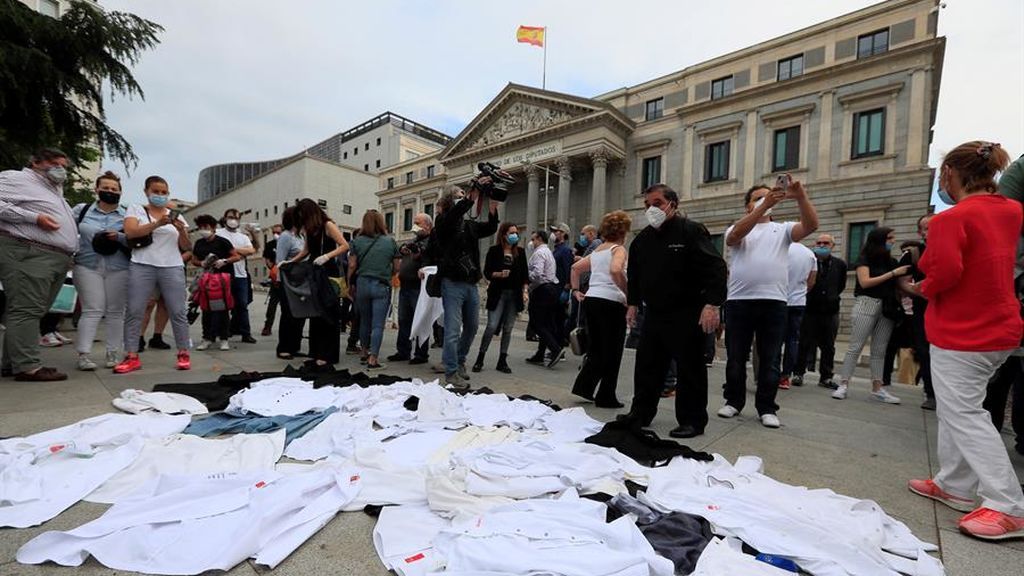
left=919, top=194, right=1023, bottom=351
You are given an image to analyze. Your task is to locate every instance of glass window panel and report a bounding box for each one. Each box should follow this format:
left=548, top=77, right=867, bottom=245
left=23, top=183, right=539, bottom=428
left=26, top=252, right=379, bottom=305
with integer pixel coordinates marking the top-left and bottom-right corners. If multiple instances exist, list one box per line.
left=774, top=131, right=787, bottom=169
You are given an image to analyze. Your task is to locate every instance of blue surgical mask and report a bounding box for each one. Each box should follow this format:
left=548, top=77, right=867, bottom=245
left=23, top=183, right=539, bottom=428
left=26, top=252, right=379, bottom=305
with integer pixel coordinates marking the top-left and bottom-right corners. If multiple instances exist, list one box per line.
left=507, top=233, right=519, bottom=246
left=812, top=246, right=831, bottom=257
left=148, top=194, right=169, bottom=208
left=884, top=242, right=894, bottom=251
left=579, top=234, right=589, bottom=247
left=937, top=187, right=956, bottom=206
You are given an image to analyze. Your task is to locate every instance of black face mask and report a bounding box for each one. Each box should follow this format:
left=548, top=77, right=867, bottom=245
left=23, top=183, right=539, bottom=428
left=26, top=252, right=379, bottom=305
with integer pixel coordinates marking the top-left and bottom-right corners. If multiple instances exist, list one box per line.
left=97, top=191, right=121, bottom=205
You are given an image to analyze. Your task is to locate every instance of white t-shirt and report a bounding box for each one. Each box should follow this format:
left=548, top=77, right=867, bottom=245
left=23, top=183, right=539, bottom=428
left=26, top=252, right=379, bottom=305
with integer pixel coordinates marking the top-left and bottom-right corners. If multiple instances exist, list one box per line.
left=126, top=204, right=188, bottom=268
left=726, top=221, right=795, bottom=302
left=786, top=242, right=817, bottom=306
left=216, top=228, right=254, bottom=278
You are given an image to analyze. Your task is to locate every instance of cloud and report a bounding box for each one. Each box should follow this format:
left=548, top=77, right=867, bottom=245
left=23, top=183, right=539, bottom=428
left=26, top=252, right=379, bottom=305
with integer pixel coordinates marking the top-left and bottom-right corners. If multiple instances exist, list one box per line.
left=99, top=0, right=1023, bottom=205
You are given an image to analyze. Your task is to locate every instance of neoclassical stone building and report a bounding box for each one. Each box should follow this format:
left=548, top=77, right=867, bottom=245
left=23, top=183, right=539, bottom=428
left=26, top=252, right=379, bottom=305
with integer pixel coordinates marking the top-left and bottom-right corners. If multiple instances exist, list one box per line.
left=378, top=0, right=945, bottom=325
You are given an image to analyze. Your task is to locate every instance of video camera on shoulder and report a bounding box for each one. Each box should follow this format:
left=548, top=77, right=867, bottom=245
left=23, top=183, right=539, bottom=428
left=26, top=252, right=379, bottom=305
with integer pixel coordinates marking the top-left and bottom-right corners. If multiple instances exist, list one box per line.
left=470, top=162, right=515, bottom=202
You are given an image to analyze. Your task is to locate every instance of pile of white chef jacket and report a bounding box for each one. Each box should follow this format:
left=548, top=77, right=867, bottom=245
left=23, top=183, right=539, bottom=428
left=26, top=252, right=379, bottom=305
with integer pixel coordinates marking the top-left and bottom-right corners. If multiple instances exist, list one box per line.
left=0, top=377, right=945, bottom=575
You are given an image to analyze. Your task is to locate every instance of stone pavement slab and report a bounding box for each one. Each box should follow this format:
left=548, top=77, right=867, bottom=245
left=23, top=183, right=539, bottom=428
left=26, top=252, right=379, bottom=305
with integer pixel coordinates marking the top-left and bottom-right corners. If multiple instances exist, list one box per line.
left=2, top=306, right=1023, bottom=575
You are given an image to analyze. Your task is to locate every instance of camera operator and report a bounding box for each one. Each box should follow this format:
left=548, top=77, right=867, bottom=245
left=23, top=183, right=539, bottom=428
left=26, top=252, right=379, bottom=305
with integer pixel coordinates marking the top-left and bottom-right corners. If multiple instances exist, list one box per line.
left=434, top=181, right=499, bottom=390
left=389, top=213, right=433, bottom=365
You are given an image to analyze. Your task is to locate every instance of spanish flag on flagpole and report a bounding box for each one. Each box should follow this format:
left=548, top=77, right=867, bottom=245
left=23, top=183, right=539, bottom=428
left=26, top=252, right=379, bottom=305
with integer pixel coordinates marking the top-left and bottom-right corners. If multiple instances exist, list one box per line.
left=516, top=25, right=545, bottom=47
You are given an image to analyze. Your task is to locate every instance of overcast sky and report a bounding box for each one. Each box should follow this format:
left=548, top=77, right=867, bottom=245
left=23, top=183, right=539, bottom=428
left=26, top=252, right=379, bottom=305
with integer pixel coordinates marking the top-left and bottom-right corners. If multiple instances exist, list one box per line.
left=99, top=0, right=1023, bottom=205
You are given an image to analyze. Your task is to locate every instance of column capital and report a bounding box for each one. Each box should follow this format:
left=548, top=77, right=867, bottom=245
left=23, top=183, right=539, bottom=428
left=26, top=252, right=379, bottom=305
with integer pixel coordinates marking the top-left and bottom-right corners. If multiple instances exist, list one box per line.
left=525, top=164, right=540, bottom=182
left=589, top=147, right=612, bottom=167
left=556, top=156, right=573, bottom=175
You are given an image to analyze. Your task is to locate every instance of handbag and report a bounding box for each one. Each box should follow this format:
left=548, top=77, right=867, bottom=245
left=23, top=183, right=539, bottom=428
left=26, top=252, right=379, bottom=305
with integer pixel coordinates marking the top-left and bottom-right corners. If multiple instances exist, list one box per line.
left=279, top=261, right=321, bottom=319
left=127, top=207, right=155, bottom=250
left=568, top=298, right=589, bottom=356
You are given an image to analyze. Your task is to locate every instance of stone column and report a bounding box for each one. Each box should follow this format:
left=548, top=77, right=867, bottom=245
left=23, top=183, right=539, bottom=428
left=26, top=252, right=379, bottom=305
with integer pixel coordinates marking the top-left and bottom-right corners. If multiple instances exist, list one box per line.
left=743, top=110, right=758, bottom=189
left=589, top=149, right=609, bottom=224
left=681, top=125, right=695, bottom=200
left=905, top=68, right=928, bottom=168
left=525, top=165, right=540, bottom=233
left=817, top=90, right=834, bottom=180
left=556, top=156, right=572, bottom=225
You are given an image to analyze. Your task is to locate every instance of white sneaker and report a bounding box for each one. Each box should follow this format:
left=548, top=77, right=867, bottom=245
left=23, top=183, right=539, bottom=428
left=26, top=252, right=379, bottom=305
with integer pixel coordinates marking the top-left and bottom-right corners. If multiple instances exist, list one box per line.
left=105, top=350, right=120, bottom=368
left=77, top=356, right=97, bottom=371
left=871, top=388, right=902, bottom=404
left=39, top=333, right=62, bottom=347
left=219, top=340, right=231, bottom=351
left=717, top=404, right=740, bottom=418
left=760, top=413, right=781, bottom=428
left=832, top=384, right=848, bottom=400
left=53, top=331, right=73, bottom=344
left=195, top=339, right=212, bottom=351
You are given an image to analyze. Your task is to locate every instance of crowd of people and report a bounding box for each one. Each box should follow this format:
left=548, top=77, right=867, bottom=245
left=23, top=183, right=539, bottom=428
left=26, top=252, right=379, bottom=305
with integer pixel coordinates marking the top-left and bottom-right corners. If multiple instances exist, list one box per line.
left=0, top=140, right=1023, bottom=539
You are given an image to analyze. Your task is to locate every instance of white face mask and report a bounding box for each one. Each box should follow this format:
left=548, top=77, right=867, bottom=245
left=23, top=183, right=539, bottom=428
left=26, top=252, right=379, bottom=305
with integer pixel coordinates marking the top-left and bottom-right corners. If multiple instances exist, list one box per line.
left=754, top=196, right=773, bottom=216
left=411, top=224, right=423, bottom=234
left=198, top=229, right=214, bottom=239
left=45, top=166, right=68, bottom=185
left=273, top=233, right=281, bottom=240
left=645, top=206, right=667, bottom=229
left=225, top=218, right=239, bottom=229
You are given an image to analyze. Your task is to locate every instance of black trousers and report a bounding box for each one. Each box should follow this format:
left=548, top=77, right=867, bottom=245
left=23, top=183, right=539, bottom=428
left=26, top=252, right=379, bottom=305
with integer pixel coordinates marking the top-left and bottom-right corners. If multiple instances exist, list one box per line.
left=264, top=283, right=281, bottom=329
left=909, top=310, right=933, bottom=398
left=276, top=289, right=305, bottom=355
left=308, top=316, right=340, bottom=365
left=572, top=298, right=626, bottom=404
left=201, top=310, right=229, bottom=341
left=630, top=310, right=709, bottom=430
left=528, top=284, right=563, bottom=357
left=983, top=356, right=1024, bottom=448
left=724, top=300, right=787, bottom=416
left=795, top=310, right=839, bottom=381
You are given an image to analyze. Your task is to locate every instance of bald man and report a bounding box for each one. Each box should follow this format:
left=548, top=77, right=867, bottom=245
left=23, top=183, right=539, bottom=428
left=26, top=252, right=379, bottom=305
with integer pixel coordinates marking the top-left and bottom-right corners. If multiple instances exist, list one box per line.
left=390, top=213, right=434, bottom=364
left=793, top=233, right=847, bottom=388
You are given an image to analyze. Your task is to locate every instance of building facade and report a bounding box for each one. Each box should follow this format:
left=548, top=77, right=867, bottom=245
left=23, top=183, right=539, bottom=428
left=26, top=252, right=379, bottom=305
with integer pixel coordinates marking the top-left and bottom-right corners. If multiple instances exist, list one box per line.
left=197, top=112, right=451, bottom=202
left=377, top=152, right=447, bottom=243
left=380, top=0, right=945, bottom=330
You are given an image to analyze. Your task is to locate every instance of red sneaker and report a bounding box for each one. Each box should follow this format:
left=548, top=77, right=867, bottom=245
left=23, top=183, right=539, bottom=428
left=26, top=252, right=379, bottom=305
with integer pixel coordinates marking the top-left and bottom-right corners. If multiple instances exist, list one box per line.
left=958, top=507, right=1024, bottom=540
left=778, top=377, right=791, bottom=390
left=908, top=478, right=974, bottom=512
left=113, top=355, right=142, bottom=374
left=176, top=351, right=191, bottom=371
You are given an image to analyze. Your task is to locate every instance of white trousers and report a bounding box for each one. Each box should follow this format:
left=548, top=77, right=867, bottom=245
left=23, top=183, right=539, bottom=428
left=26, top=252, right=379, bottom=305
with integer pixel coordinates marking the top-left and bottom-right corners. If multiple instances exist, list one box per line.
left=72, top=265, right=127, bottom=355
left=931, top=345, right=1024, bottom=516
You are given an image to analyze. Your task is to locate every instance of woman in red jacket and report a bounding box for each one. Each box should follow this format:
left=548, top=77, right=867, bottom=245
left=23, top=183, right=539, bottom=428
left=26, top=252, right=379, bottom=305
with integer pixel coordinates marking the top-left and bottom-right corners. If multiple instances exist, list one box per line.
left=907, top=141, right=1024, bottom=541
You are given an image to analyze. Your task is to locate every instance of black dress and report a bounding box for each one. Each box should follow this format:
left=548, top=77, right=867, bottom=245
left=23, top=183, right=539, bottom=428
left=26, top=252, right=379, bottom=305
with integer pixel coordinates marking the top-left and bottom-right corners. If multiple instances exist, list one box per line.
left=306, top=228, right=341, bottom=364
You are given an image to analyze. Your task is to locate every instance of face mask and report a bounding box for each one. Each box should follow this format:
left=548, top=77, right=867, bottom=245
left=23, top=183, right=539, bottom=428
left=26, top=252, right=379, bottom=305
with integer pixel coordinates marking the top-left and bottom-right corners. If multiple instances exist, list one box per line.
left=507, top=233, right=520, bottom=245
left=198, top=229, right=214, bottom=239
left=754, top=196, right=773, bottom=216
left=45, top=166, right=67, bottom=185
left=274, top=233, right=281, bottom=240
left=225, top=218, right=239, bottom=229
left=645, top=206, right=667, bottom=229
left=937, top=187, right=956, bottom=206
left=411, top=224, right=423, bottom=234
left=148, top=194, right=169, bottom=208
left=884, top=242, right=894, bottom=252
left=578, top=234, right=589, bottom=247
left=97, top=191, right=120, bottom=205
left=812, top=246, right=831, bottom=257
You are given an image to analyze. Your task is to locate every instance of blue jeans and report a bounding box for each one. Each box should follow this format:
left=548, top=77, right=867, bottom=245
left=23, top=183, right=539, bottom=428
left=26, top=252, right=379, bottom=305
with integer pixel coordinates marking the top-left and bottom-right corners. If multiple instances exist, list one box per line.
left=724, top=299, right=788, bottom=416
left=229, top=276, right=252, bottom=338
left=779, top=305, right=805, bottom=377
left=441, top=278, right=479, bottom=375
left=356, top=276, right=391, bottom=358
left=396, top=285, right=428, bottom=360
left=477, top=290, right=517, bottom=361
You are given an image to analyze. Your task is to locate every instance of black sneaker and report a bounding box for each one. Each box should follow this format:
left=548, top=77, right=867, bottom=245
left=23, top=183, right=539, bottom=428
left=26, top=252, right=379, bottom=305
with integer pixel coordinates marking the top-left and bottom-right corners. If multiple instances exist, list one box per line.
left=241, top=336, right=258, bottom=344
left=409, top=357, right=429, bottom=365
left=138, top=336, right=146, bottom=352
left=546, top=349, right=566, bottom=369
left=525, top=355, right=545, bottom=365
left=791, top=375, right=804, bottom=387
left=148, top=335, right=171, bottom=350
left=818, top=378, right=838, bottom=390
left=387, top=353, right=409, bottom=362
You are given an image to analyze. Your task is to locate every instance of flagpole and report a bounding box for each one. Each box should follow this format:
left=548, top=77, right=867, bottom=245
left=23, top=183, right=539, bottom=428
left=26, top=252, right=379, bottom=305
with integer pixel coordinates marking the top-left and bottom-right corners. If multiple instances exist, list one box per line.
left=542, top=27, right=547, bottom=90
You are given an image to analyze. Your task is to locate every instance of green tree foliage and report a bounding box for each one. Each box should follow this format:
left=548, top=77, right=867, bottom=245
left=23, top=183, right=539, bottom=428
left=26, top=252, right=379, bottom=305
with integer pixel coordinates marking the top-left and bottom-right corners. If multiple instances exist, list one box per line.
left=0, top=0, right=161, bottom=202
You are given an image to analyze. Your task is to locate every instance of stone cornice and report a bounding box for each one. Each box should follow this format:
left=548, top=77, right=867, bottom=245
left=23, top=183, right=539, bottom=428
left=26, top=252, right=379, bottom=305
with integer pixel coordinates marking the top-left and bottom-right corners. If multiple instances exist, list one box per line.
left=836, top=83, right=904, bottom=109
left=760, top=103, right=817, bottom=125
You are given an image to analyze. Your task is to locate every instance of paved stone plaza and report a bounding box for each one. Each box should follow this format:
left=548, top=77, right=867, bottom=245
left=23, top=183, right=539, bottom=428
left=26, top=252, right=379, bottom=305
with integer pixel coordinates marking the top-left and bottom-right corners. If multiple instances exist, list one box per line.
left=2, top=305, right=1023, bottom=575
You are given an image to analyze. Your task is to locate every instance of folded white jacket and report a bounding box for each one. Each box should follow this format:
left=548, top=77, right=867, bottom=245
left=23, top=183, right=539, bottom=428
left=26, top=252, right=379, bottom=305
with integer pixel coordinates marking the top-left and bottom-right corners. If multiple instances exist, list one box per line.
left=112, top=389, right=208, bottom=415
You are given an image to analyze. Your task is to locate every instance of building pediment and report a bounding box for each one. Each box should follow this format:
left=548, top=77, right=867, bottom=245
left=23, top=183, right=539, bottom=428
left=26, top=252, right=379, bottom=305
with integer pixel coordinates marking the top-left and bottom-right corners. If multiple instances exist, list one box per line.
left=440, top=83, right=634, bottom=165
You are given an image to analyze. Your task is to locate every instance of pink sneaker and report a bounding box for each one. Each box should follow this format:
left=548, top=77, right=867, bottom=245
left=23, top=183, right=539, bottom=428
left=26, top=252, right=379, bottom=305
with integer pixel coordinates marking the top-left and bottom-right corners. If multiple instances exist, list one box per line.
left=908, top=479, right=974, bottom=512
left=176, top=351, right=191, bottom=371
left=958, top=507, right=1024, bottom=540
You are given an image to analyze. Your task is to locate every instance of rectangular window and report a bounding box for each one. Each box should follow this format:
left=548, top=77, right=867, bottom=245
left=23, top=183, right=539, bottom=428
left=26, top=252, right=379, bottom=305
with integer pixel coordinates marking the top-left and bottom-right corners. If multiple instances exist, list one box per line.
left=777, top=54, right=804, bottom=81
left=365, top=142, right=370, bottom=151
left=375, top=159, right=381, bottom=168
left=317, top=199, right=327, bottom=207
left=423, top=203, right=434, bottom=216
left=857, top=29, right=889, bottom=59
left=376, top=137, right=382, bottom=146
left=711, top=75, right=734, bottom=100
left=852, top=108, right=885, bottom=158
left=284, top=201, right=289, bottom=208
left=387, top=177, right=394, bottom=189
left=353, top=147, right=358, bottom=156
left=364, top=164, right=369, bottom=171
left=710, top=234, right=724, bottom=256
left=255, top=212, right=259, bottom=221
left=772, top=126, right=801, bottom=171
left=644, top=98, right=664, bottom=121
left=641, top=156, right=661, bottom=190
left=343, top=204, right=352, bottom=215
left=385, top=212, right=394, bottom=233
left=264, top=208, right=268, bottom=217
left=343, top=151, right=348, bottom=160
left=426, top=165, right=435, bottom=178
left=403, top=208, right=413, bottom=231
left=847, top=221, right=878, bottom=262
left=273, top=206, right=278, bottom=215
left=405, top=171, right=414, bottom=185
left=704, top=141, right=730, bottom=182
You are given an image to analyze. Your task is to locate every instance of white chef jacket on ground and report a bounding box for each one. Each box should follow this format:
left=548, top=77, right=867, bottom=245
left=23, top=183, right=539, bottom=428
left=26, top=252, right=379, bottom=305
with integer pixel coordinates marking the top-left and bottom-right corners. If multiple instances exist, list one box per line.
left=410, top=266, right=443, bottom=348
left=645, top=455, right=942, bottom=576
left=691, top=537, right=793, bottom=576
left=372, top=504, right=449, bottom=576
left=85, top=429, right=285, bottom=504
left=461, top=394, right=554, bottom=429
left=431, top=490, right=674, bottom=576
left=225, top=377, right=338, bottom=417
left=18, top=464, right=363, bottom=574
left=112, top=389, right=209, bottom=415
left=0, top=413, right=189, bottom=528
